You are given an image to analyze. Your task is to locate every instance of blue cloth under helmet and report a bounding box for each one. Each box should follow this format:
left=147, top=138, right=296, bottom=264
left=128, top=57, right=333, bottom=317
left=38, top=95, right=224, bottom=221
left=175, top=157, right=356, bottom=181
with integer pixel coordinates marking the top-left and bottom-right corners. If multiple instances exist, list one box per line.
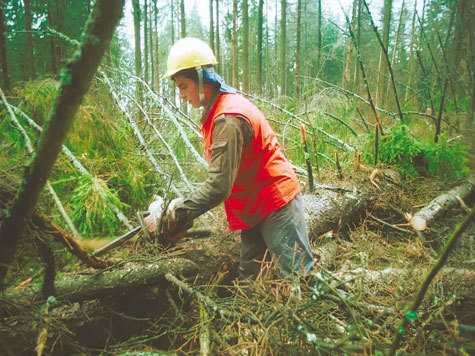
left=202, top=65, right=237, bottom=94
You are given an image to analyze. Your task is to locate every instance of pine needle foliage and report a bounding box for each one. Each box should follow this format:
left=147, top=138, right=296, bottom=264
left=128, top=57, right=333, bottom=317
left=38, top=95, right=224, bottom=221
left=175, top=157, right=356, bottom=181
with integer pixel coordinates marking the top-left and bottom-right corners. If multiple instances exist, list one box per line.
left=14, top=77, right=58, bottom=126
left=71, top=175, right=129, bottom=236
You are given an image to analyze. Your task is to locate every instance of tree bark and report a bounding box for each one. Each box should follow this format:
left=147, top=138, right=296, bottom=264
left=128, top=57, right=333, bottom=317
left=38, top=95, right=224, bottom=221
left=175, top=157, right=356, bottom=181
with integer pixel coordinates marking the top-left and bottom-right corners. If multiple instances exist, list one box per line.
left=209, top=0, right=214, bottom=52
left=405, top=0, right=417, bottom=103
left=47, top=0, right=58, bottom=74
left=343, top=0, right=358, bottom=89
left=215, top=0, right=221, bottom=73
left=410, top=178, right=475, bottom=231
left=242, top=0, right=249, bottom=93
left=257, top=0, right=264, bottom=96
left=303, top=188, right=372, bottom=238
left=154, top=0, right=160, bottom=95
left=385, top=0, right=405, bottom=105
left=143, top=0, right=149, bottom=86
left=1, top=258, right=197, bottom=307
left=0, top=2, right=11, bottom=92
left=375, top=0, right=393, bottom=107
left=0, top=0, right=125, bottom=288
left=280, top=0, right=286, bottom=97
left=23, top=0, right=35, bottom=80
left=316, top=0, right=322, bottom=72
left=232, top=0, right=238, bottom=88
left=295, top=0, right=302, bottom=99
left=132, top=0, right=143, bottom=105
left=180, top=0, right=185, bottom=38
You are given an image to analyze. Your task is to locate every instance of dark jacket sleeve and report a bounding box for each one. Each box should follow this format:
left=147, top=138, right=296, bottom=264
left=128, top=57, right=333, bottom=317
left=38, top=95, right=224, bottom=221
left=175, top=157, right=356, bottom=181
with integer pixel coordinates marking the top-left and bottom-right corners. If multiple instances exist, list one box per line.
left=175, top=114, right=253, bottom=222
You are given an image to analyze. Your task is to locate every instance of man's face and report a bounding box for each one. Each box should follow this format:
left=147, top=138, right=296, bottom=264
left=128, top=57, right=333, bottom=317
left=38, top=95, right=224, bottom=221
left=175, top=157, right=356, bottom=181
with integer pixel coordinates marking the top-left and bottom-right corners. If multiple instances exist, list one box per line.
left=174, top=75, right=200, bottom=108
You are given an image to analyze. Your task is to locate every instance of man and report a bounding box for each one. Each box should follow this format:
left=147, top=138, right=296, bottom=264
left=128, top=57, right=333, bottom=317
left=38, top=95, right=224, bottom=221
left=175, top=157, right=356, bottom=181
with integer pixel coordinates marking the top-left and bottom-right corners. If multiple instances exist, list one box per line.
left=145, top=37, right=314, bottom=279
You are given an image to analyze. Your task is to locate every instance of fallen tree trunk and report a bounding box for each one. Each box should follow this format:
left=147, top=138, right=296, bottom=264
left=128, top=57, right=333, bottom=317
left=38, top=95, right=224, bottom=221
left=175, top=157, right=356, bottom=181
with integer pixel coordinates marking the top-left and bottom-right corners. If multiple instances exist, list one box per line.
left=409, top=178, right=475, bottom=231
left=337, top=267, right=475, bottom=300
left=0, top=258, right=197, bottom=313
left=303, top=187, right=373, bottom=238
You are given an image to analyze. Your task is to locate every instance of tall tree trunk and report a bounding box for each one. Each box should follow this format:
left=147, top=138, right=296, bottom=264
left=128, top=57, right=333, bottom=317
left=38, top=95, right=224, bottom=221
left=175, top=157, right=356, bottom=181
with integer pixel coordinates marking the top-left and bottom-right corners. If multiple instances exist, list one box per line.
left=132, top=0, right=143, bottom=105
left=280, top=0, right=287, bottom=97
left=273, top=0, right=278, bottom=97
left=453, top=0, right=475, bottom=121
left=385, top=0, right=405, bottom=105
left=179, top=0, right=186, bottom=114
left=295, top=0, right=302, bottom=99
left=215, top=0, right=221, bottom=73
left=232, top=0, right=238, bottom=88
left=0, top=2, right=11, bottom=92
left=169, top=0, right=175, bottom=104
left=154, top=0, right=159, bottom=95
left=257, top=0, right=264, bottom=96
left=180, top=0, right=185, bottom=38
left=149, top=5, right=154, bottom=90
left=242, top=0, right=249, bottom=92
left=0, top=0, right=125, bottom=288
left=265, top=0, right=270, bottom=97
left=405, top=0, right=417, bottom=104
left=47, top=0, right=58, bottom=74
left=343, top=0, right=358, bottom=89
left=170, top=0, right=175, bottom=43
left=23, top=0, right=35, bottom=80
left=144, top=0, right=149, bottom=86
left=209, top=0, right=214, bottom=52
left=353, top=0, right=362, bottom=92
left=375, top=0, right=393, bottom=107
left=55, top=0, right=66, bottom=67
left=316, top=0, right=322, bottom=73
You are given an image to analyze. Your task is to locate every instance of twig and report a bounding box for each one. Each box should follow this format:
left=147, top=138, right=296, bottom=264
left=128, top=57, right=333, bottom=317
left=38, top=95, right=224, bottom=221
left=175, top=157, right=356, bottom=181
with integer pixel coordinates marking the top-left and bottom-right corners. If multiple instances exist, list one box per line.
left=323, top=112, right=358, bottom=137
left=34, top=236, right=56, bottom=297
left=299, top=123, right=314, bottom=192
left=368, top=213, right=413, bottom=234
left=31, top=214, right=111, bottom=269
left=434, top=78, right=449, bottom=143
left=335, top=152, right=343, bottom=180
left=389, top=201, right=475, bottom=356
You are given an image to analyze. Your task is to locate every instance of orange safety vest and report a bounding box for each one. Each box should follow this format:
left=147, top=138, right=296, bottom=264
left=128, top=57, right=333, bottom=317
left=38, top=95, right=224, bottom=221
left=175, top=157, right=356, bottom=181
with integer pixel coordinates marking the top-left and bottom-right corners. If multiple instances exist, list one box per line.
left=202, top=93, right=300, bottom=230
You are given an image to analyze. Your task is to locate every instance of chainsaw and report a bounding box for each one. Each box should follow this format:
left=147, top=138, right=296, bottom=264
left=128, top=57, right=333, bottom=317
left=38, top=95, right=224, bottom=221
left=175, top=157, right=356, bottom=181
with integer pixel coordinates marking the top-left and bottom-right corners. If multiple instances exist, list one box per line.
left=92, top=208, right=192, bottom=257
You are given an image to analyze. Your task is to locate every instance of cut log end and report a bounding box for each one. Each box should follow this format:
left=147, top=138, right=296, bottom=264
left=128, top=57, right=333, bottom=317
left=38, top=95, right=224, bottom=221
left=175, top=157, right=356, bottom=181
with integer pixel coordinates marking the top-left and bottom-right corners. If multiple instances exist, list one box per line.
left=410, top=215, right=427, bottom=231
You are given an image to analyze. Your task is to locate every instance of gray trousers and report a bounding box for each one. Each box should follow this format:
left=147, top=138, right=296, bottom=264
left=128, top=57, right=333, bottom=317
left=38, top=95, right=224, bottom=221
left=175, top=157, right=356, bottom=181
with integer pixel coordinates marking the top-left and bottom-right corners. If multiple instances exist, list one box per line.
left=239, top=193, right=314, bottom=279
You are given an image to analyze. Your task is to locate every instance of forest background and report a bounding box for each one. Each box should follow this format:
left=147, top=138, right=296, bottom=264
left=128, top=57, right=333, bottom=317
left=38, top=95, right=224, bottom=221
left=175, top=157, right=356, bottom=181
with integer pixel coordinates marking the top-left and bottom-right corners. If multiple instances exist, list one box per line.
left=1, top=0, right=473, bottom=238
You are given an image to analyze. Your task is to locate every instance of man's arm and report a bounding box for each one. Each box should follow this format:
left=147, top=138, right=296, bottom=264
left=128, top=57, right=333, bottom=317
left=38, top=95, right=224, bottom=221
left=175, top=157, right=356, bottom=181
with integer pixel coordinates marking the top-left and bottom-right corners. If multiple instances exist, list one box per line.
left=175, top=114, right=253, bottom=222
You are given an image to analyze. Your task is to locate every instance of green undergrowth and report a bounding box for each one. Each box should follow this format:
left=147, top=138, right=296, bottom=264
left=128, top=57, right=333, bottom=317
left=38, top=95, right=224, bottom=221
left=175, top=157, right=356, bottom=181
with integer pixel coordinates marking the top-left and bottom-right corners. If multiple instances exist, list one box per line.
left=1, top=77, right=470, bottom=239
left=71, top=174, right=129, bottom=236
left=361, top=123, right=468, bottom=179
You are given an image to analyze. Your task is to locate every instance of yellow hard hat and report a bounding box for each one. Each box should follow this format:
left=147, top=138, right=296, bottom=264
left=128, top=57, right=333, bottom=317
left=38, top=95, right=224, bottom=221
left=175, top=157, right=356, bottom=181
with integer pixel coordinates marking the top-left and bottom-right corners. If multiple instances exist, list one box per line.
left=163, top=37, right=218, bottom=79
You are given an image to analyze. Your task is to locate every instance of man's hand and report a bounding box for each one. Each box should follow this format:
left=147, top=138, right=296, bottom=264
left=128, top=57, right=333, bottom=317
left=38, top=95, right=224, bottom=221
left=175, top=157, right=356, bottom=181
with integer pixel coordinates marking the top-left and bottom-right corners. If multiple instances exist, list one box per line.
left=144, top=195, right=164, bottom=237
left=144, top=214, right=157, bottom=236
left=144, top=197, right=192, bottom=245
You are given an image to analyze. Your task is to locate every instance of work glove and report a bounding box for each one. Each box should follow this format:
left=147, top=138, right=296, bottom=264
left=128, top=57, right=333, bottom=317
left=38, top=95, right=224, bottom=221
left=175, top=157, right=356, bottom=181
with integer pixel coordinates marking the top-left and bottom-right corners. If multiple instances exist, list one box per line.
left=148, top=195, right=164, bottom=223
left=144, top=197, right=193, bottom=246
left=164, top=197, right=183, bottom=221
left=158, top=197, right=193, bottom=246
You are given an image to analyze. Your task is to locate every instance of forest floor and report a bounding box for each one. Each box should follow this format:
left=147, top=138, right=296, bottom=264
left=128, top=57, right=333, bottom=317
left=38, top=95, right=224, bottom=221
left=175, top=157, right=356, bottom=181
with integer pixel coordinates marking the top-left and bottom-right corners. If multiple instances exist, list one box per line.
left=1, top=166, right=474, bottom=356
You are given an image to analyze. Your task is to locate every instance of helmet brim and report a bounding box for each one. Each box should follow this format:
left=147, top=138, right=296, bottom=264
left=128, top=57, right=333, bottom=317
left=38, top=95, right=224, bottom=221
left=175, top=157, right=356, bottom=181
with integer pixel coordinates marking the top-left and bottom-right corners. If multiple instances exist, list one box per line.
left=163, top=62, right=218, bottom=80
